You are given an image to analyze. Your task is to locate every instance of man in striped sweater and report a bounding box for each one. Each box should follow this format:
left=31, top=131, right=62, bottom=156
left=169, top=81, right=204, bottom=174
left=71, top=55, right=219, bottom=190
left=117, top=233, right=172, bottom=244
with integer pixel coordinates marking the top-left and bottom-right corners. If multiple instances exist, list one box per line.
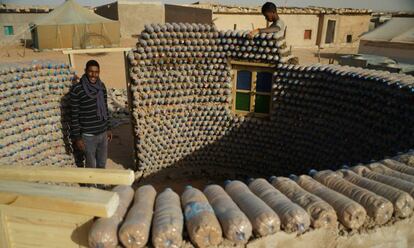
left=70, top=60, right=112, bottom=169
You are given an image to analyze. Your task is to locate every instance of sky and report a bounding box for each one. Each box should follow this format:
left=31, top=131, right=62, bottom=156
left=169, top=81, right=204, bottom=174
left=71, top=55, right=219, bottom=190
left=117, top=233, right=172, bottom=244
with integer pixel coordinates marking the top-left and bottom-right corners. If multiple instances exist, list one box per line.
left=2, top=0, right=414, bottom=11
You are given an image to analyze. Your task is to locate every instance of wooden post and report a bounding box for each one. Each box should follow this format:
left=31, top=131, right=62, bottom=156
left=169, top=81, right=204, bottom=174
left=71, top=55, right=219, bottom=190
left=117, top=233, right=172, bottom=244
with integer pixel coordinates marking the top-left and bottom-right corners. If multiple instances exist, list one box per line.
left=124, top=50, right=133, bottom=120
left=68, top=53, right=75, bottom=68
left=23, top=39, right=26, bottom=57
left=317, top=45, right=321, bottom=63
left=124, top=50, right=139, bottom=172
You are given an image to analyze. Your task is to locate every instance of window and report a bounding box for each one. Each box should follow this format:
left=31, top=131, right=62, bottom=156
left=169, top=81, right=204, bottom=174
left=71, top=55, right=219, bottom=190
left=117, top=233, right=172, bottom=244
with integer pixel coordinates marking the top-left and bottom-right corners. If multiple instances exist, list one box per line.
left=3, top=26, right=14, bottom=36
left=231, top=61, right=274, bottom=117
left=304, top=29, right=312, bottom=40
left=346, top=34, right=352, bottom=43
left=325, top=20, right=336, bottom=44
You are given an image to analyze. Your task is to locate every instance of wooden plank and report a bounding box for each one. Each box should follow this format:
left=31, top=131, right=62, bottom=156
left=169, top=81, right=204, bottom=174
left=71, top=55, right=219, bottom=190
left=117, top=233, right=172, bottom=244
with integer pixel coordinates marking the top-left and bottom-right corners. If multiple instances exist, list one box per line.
left=0, top=165, right=135, bottom=185
left=0, top=211, right=10, bottom=248
left=0, top=180, right=119, bottom=218
left=0, top=204, right=92, bottom=248
left=251, top=71, right=257, bottom=112
left=62, top=47, right=132, bottom=55
left=229, top=60, right=277, bottom=68
left=124, top=50, right=139, bottom=171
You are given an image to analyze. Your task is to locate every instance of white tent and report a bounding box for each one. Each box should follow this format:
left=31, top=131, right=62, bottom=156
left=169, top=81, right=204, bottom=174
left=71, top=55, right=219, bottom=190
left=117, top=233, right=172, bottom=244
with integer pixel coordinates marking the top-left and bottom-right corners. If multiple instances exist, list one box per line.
left=31, top=0, right=120, bottom=50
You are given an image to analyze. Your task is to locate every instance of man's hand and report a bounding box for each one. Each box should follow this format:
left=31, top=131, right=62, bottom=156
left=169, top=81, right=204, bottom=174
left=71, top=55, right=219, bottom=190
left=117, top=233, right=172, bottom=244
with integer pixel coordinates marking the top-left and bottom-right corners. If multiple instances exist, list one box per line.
left=75, top=139, right=85, bottom=151
left=107, top=130, right=113, bottom=142
left=248, top=29, right=260, bottom=39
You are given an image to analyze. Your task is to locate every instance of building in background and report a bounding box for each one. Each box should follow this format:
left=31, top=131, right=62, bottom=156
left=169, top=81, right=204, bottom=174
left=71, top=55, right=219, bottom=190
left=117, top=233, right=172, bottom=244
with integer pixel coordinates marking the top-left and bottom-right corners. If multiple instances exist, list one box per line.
left=165, top=4, right=211, bottom=25
left=0, top=4, right=50, bottom=46
left=371, top=11, right=414, bottom=29
left=1, top=1, right=374, bottom=50
left=190, top=3, right=372, bottom=48
left=94, top=1, right=164, bottom=39
left=359, top=17, right=414, bottom=64
left=94, top=1, right=212, bottom=38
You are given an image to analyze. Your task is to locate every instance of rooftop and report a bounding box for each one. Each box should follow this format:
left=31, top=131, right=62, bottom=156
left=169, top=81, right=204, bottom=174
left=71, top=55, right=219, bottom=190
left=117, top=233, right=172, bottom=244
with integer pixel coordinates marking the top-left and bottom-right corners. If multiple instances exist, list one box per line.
left=361, top=17, right=414, bottom=44
left=0, top=3, right=94, bottom=14
left=189, top=3, right=372, bottom=15
left=0, top=3, right=51, bottom=13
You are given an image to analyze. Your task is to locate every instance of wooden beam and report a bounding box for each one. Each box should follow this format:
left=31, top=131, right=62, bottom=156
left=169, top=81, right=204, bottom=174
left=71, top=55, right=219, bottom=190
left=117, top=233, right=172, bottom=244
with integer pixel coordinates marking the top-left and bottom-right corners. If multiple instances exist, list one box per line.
left=0, top=204, right=92, bottom=248
left=0, top=211, right=8, bottom=248
left=124, top=51, right=139, bottom=171
left=0, top=166, right=135, bottom=185
left=229, top=60, right=277, bottom=68
left=62, top=47, right=132, bottom=55
left=0, top=180, right=119, bottom=218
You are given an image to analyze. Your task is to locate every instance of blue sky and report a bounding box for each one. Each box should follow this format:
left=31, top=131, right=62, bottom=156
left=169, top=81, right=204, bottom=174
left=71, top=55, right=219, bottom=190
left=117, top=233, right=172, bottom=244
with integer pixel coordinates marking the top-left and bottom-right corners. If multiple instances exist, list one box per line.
left=3, top=0, right=414, bottom=11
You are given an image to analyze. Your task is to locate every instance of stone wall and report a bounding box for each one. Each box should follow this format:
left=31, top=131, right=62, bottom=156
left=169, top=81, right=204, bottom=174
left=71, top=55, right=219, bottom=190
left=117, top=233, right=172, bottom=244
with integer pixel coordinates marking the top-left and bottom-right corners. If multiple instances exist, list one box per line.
left=128, top=23, right=414, bottom=179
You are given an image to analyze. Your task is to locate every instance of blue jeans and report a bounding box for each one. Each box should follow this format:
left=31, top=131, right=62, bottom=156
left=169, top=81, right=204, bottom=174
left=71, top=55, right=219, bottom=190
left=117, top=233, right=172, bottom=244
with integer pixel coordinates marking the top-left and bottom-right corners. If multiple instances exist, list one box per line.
left=82, top=132, right=108, bottom=169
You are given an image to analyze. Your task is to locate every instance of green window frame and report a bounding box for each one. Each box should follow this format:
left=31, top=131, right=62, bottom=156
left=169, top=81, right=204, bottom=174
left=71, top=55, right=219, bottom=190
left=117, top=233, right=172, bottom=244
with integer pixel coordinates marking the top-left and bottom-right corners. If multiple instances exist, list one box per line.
left=231, top=61, right=275, bottom=118
left=4, top=26, right=14, bottom=36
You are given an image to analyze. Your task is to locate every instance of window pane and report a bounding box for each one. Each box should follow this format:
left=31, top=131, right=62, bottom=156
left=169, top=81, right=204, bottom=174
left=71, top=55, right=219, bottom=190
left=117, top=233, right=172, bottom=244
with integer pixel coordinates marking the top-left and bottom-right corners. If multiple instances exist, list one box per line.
left=255, top=94, right=270, bottom=113
left=256, top=72, right=272, bottom=92
left=237, top=70, right=252, bottom=90
left=4, top=26, right=14, bottom=36
left=236, top=92, right=250, bottom=111
left=304, top=30, right=312, bottom=40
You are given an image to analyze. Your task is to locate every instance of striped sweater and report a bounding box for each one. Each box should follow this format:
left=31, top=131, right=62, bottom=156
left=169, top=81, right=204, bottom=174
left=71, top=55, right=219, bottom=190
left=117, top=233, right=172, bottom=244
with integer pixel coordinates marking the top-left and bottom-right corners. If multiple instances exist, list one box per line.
left=70, top=82, right=111, bottom=139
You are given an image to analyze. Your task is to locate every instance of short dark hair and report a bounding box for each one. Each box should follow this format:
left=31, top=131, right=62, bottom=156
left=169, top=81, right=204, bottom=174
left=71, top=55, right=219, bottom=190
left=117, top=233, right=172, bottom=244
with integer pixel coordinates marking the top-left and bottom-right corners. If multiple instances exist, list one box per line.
left=85, top=60, right=100, bottom=70
left=262, top=2, right=277, bottom=14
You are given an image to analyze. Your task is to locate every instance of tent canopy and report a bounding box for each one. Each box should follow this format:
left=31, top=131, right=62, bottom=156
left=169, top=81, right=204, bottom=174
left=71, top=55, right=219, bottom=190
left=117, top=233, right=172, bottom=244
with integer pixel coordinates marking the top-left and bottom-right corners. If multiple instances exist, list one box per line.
left=33, top=0, right=117, bottom=25
left=361, top=17, right=414, bottom=44
left=31, top=0, right=120, bottom=50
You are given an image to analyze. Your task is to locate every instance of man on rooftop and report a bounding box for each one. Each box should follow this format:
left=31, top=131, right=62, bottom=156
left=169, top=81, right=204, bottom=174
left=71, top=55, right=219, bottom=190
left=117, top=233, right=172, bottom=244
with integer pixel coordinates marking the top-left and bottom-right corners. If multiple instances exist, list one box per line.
left=248, top=2, right=285, bottom=38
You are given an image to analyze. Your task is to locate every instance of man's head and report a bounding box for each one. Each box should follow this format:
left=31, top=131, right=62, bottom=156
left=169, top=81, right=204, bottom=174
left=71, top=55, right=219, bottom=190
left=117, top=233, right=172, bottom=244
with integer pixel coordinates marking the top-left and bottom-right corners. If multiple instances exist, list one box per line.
left=85, top=60, right=100, bottom=84
left=262, top=2, right=278, bottom=22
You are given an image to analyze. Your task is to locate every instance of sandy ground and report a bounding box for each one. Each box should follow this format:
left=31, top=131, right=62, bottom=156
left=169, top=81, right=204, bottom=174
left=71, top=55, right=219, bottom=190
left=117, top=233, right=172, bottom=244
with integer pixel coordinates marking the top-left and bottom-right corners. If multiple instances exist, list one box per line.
left=247, top=216, right=414, bottom=248
left=106, top=123, right=135, bottom=170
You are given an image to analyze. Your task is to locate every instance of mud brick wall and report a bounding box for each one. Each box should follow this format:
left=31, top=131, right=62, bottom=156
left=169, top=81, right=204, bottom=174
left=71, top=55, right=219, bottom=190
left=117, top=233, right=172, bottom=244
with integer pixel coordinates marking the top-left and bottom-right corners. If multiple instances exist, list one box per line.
left=128, top=23, right=414, bottom=178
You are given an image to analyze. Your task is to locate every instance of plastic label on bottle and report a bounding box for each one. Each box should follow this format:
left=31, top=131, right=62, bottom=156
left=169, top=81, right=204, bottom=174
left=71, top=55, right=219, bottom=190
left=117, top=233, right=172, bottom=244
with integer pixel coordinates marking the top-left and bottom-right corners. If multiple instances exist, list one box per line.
left=184, top=201, right=214, bottom=221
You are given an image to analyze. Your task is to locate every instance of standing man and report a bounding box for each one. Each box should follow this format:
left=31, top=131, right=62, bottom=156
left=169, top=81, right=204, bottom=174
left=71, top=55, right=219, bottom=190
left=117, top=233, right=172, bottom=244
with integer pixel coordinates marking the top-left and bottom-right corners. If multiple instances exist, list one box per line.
left=248, top=2, right=285, bottom=38
left=70, top=60, right=112, bottom=169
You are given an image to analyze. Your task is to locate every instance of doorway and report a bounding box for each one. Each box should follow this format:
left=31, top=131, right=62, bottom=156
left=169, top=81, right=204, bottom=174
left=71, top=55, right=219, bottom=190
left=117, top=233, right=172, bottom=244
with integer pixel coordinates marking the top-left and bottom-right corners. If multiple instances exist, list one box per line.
left=325, top=20, right=336, bottom=44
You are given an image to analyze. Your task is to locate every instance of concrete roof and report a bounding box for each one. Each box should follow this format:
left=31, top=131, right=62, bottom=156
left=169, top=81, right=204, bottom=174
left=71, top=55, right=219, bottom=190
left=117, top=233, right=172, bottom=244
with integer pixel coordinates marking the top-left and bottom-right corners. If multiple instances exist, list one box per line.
left=0, top=3, right=51, bottom=13
left=117, top=0, right=162, bottom=5
left=361, top=17, right=414, bottom=44
left=189, top=3, right=372, bottom=15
